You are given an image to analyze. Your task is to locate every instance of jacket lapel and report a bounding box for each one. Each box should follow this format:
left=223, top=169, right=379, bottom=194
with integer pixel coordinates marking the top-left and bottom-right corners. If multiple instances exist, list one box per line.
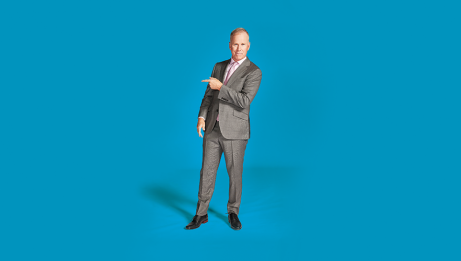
left=219, top=59, right=231, bottom=82
left=213, top=59, right=230, bottom=100
left=225, top=57, right=250, bottom=87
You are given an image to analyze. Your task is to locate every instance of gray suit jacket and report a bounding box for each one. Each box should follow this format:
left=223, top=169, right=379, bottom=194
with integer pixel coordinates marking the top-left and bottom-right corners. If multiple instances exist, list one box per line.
left=198, top=57, right=262, bottom=140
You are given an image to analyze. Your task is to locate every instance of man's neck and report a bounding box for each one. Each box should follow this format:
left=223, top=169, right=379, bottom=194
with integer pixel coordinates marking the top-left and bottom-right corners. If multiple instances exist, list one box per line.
left=232, top=56, right=247, bottom=63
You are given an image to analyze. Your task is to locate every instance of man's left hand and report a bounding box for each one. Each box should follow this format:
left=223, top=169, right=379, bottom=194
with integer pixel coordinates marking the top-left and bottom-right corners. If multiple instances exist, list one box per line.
left=202, top=77, right=223, bottom=91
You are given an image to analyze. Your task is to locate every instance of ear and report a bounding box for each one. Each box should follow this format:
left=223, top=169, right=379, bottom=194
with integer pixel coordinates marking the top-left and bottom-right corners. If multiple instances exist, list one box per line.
left=248, top=41, right=251, bottom=50
left=229, top=41, right=231, bottom=50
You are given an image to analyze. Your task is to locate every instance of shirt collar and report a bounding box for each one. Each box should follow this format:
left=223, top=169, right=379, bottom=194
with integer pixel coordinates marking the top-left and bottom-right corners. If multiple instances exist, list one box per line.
left=231, top=56, right=247, bottom=65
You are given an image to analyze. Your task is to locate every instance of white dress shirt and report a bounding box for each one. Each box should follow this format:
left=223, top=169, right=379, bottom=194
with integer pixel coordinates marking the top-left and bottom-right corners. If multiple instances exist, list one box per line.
left=199, top=56, right=247, bottom=121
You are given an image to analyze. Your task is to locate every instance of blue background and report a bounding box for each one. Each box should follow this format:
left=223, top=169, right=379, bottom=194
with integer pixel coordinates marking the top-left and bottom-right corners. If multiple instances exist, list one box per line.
left=1, top=0, right=460, bottom=260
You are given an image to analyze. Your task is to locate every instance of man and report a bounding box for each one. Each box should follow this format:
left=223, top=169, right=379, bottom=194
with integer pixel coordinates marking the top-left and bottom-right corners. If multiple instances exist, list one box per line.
left=185, top=28, right=262, bottom=230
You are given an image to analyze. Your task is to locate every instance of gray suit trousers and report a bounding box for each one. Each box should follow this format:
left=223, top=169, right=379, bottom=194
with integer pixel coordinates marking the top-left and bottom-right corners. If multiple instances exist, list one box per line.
left=196, top=121, right=248, bottom=216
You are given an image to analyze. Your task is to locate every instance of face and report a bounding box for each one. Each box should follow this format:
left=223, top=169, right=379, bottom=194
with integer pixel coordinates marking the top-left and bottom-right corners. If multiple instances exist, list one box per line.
left=229, top=32, right=250, bottom=61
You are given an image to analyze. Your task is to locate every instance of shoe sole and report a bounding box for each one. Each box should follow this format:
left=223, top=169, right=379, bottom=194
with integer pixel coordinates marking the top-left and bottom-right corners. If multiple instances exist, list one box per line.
left=185, top=219, right=208, bottom=230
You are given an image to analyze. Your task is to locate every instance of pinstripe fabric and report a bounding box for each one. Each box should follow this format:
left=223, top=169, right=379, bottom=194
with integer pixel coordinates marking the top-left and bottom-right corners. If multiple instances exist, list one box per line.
left=198, top=57, right=262, bottom=140
left=196, top=121, right=248, bottom=216
left=195, top=57, right=260, bottom=216
left=217, top=59, right=240, bottom=122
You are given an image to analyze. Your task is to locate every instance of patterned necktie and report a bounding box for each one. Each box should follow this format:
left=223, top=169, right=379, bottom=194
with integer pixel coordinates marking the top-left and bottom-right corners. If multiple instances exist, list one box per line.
left=218, top=61, right=239, bottom=121
left=224, top=61, right=239, bottom=85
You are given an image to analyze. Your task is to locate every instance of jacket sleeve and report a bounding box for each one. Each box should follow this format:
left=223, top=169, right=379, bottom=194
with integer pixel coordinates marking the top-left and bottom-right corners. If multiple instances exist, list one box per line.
left=197, top=64, right=217, bottom=119
left=217, top=68, right=262, bottom=109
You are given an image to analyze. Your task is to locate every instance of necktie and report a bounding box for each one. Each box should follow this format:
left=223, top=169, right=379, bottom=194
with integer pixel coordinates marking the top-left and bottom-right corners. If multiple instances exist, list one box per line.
left=218, top=61, right=239, bottom=121
left=224, top=61, right=238, bottom=85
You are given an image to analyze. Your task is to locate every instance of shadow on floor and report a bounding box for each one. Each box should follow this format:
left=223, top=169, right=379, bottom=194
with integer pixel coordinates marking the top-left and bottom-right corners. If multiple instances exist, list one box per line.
left=143, top=185, right=195, bottom=221
left=142, top=166, right=301, bottom=226
left=142, top=184, right=228, bottom=225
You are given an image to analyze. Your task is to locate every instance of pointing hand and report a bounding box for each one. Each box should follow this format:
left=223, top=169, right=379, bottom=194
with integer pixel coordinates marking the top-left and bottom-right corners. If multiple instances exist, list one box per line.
left=202, top=77, right=223, bottom=90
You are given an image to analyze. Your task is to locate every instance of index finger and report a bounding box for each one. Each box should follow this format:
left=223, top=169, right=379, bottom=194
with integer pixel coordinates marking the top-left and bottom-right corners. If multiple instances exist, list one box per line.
left=201, top=79, right=210, bottom=82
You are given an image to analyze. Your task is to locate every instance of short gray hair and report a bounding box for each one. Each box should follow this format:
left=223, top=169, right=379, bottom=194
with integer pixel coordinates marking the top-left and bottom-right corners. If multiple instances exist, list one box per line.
left=230, top=28, right=249, bottom=39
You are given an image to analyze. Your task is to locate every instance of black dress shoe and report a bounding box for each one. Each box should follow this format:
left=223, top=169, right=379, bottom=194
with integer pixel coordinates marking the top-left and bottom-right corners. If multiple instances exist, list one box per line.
left=228, top=213, right=242, bottom=230
left=185, top=214, right=208, bottom=230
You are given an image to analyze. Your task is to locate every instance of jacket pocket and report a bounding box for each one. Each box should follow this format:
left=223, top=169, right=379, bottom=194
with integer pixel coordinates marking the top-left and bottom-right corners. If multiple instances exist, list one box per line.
left=233, top=110, right=249, bottom=120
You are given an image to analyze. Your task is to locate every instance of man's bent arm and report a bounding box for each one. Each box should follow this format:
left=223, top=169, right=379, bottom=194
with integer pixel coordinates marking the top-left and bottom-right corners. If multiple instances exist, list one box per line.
left=198, top=64, right=217, bottom=119
left=217, top=69, right=262, bottom=109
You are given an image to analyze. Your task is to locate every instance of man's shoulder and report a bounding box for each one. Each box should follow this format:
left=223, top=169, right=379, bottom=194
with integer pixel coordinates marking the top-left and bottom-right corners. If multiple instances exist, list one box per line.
left=214, top=58, right=261, bottom=76
left=214, top=58, right=259, bottom=67
left=216, top=58, right=260, bottom=70
left=215, top=59, right=230, bottom=67
left=248, top=60, right=261, bottom=73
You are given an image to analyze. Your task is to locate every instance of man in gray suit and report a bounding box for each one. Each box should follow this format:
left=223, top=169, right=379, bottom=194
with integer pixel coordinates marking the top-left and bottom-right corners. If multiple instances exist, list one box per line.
left=185, top=28, right=262, bottom=230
